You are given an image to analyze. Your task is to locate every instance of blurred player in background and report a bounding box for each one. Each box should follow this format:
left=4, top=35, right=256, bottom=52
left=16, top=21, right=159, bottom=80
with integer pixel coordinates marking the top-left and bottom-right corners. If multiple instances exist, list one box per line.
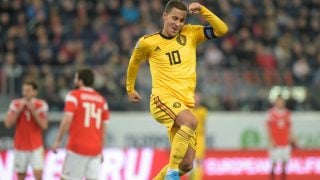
left=266, top=95, right=297, bottom=180
left=126, top=1, right=228, bottom=179
left=189, top=92, right=208, bottom=180
left=4, top=81, right=49, bottom=180
left=52, top=68, right=110, bottom=180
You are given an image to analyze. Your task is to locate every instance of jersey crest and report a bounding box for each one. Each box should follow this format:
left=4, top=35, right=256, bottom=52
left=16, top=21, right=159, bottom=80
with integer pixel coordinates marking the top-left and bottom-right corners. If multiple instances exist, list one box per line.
left=176, top=34, right=187, bottom=46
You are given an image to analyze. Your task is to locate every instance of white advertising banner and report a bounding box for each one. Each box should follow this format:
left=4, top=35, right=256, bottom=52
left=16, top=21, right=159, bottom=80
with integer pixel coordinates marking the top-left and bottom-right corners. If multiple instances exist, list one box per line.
left=105, top=112, right=320, bottom=149
left=1, top=149, right=320, bottom=180
left=1, top=112, right=320, bottom=149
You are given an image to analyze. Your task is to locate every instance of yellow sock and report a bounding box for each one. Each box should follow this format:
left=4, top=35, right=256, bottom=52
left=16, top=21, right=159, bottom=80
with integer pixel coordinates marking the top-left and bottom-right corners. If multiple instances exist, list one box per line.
left=190, top=163, right=203, bottom=180
left=169, top=125, right=195, bottom=170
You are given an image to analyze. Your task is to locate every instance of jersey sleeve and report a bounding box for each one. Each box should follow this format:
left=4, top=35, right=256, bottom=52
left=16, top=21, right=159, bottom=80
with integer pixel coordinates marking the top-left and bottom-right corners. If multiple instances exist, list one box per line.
left=126, top=37, right=149, bottom=94
left=8, top=100, right=18, bottom=113
left=37, top=101, right=49, bottom=120
left=287, top=111, right=292, bottom=127
left=64, top=92, right=78, bottom=114
left=265, top=110, right=273, bottom=127
left=188, top=25, right=208, bottom=45
left=102, top=102, right=110, bottom=123
left=7, top=100, right=19, bottom=117
left=132, top=37, right=149, bottom=62
left=199, top=6, right=228, bottom=37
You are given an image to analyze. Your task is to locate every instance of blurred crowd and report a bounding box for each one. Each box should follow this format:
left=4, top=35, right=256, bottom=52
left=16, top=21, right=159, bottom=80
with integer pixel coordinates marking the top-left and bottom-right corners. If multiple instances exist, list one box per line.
left=0, top=0, right=319, bottom=111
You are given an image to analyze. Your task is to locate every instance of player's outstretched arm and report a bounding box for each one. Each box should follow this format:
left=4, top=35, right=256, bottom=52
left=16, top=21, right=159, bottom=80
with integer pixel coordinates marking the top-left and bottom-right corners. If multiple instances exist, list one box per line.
left=189, top=2, right=228, bottom=37
left=4, top=101, right=25, bottom=128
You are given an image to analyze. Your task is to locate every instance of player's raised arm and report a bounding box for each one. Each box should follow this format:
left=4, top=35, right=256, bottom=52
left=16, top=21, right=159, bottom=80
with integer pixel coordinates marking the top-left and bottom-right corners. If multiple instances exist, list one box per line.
left=188, top=2, right=228, bottom=37
left=4, top=100, right=25, bottom=128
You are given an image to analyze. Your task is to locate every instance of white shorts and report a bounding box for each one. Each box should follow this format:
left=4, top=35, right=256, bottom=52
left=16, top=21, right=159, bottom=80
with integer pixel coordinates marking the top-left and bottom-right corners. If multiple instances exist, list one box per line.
left=268, top=145, right=292, bottom=163
left=62, top=150, right=102, bottom=180
left=14, top=146, right=44, bottom=173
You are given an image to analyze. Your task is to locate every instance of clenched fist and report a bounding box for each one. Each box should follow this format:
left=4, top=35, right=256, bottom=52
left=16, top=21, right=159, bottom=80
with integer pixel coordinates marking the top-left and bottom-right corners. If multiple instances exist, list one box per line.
left=188, top=2, right=202, bottom=14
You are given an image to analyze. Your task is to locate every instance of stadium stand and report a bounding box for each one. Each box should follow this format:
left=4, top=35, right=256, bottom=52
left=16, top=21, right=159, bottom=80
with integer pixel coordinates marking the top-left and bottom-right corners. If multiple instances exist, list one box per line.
left=0, top=0, right=319, bottom=111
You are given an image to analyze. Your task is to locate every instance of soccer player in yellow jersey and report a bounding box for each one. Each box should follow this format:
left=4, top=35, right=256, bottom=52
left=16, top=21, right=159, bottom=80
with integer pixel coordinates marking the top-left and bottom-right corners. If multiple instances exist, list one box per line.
left=190, top=93, right=208, bottom=180
left=126, top=1, right=228, bottom=179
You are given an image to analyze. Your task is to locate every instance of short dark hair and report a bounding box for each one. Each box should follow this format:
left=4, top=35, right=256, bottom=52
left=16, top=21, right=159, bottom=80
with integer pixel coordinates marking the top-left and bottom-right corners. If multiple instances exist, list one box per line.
left=78, top=68, right=94, bottom=87
left=23, top=81, right=38, bottom=90
left=164, top=0, right=187, bottom=13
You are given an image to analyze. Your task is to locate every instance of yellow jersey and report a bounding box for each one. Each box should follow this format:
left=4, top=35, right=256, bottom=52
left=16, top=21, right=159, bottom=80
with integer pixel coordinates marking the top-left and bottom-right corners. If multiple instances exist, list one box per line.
left=127, top=25, right=207, bottom=107
left=126, top=6, right=228, bottom=107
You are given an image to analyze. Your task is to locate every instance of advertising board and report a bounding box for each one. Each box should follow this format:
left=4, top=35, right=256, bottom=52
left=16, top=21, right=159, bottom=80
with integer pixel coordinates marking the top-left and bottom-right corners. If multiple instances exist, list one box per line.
left=1, top=149, right=319, bottom=180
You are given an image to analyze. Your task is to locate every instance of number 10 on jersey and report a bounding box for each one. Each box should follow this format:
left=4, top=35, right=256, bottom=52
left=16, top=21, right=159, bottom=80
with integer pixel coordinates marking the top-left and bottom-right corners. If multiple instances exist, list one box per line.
left=83, top=102, right=102, bottom=129
left=166, top=50, right=181, bottom=65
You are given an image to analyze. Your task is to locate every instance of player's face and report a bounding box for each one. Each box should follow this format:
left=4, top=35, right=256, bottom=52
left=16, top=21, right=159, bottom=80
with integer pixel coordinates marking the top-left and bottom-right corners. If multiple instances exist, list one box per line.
left=275, top=98, right=285, bottom=109
left=22, top=84, right=36, bottom=100
left=162, top=8, right=187, bottom=37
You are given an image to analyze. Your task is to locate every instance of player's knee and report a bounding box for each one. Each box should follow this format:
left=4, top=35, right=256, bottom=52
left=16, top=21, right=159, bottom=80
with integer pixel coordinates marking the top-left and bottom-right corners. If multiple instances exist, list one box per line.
left=176, top=110, right=198, bottom=130
left=182, top=116, right=197, bottom=130
left=189, top=117, right=197, bottom=130
left=179, top=161, right=193, bottom=173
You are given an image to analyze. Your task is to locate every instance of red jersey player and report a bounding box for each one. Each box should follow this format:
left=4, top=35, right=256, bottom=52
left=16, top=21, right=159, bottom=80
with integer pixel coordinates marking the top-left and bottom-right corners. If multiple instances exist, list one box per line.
left=4, top=81, right=49, bottom=180
left=52, top=68, right=110, bottom=179
left=266, top=95, right=296, bottom=180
